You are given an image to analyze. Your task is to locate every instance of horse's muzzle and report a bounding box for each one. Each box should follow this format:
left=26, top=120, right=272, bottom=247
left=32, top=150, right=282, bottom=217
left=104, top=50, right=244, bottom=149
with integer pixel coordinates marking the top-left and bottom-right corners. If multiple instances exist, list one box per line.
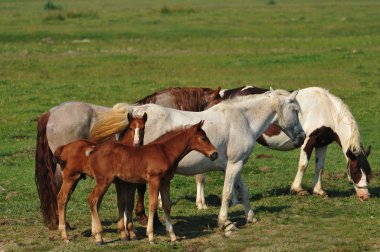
left=293, top=132, right=306, bottom=148
left=210, top=152, right=218, bottom=161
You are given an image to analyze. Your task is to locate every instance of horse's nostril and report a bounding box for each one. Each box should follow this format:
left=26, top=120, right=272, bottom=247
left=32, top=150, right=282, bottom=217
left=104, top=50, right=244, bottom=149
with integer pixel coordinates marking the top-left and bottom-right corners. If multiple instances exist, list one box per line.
left=210, top=152, right=218, bottom=161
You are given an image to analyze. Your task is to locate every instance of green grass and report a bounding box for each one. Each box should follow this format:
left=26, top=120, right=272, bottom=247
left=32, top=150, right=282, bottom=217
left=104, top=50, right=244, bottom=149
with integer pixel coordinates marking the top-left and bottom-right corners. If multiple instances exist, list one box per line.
left=0, top=0, right=380, bottom=251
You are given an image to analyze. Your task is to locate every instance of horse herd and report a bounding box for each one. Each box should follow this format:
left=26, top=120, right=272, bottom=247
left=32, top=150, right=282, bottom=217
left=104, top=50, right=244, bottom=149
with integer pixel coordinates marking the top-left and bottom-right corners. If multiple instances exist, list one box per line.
left=34, top=86, right=372, bottom=245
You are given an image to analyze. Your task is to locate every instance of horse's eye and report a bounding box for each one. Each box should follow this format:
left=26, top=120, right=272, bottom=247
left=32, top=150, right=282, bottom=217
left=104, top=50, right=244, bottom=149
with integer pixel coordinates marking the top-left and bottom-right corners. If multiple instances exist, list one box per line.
left=202, top=136, right=208, bottom=141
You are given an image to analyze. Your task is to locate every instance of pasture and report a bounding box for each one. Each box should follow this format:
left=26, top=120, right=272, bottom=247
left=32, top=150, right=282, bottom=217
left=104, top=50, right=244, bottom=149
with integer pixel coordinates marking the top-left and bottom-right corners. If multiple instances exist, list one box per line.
left=0, top=0, right=379, bottom=251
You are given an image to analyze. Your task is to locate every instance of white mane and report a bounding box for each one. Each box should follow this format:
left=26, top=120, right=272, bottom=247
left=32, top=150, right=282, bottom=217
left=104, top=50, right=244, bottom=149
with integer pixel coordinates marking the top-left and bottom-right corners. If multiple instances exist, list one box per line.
left=325, top=90, right=362, bottom=155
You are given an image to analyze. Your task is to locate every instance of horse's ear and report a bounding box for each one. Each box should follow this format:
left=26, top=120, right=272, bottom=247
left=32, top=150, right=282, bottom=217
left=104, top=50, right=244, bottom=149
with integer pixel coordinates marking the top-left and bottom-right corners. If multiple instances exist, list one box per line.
left=142, top=112, right=148, bottom=123
left=127, top=112, right=133, bottom=123
left=270, top=87, right=274, bottom=92
left=211, top=87, right=222, bottom=99
left=365, top=145, right=372, bottom=157
left=197, top=120, right=204, bottom=130
left=289, top=90, right=299, bottom=100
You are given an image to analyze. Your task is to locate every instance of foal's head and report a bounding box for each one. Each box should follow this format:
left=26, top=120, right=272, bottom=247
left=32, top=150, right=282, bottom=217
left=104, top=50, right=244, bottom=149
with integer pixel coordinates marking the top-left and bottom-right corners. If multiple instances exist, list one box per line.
left=188, top=121, right=218, bottom=161
left=119, top=113, right=147, bottom=147
left=346, top=145, right=372, bottom=201
left=270, top=89, right=305, bottom=147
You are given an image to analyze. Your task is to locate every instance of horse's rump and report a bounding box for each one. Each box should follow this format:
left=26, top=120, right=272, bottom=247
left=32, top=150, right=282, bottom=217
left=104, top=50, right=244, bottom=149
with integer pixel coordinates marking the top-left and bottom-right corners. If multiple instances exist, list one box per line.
left=35, top=111, right=58, bottom=230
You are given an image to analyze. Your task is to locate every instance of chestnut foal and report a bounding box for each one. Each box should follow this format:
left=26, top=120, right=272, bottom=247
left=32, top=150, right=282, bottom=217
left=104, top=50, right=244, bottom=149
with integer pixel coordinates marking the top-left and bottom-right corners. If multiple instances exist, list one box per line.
left=54, top=121, right=218, bottom=245
left=53, top=114, right=146, bottom=242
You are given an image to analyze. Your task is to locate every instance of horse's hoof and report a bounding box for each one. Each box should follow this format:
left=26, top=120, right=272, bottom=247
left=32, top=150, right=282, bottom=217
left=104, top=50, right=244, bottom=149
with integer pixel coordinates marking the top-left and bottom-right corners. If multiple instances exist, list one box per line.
left=291, top=188, right=310, bottom=196
left=171, top=240, right=179, bottom=244
left=247, top=217, right=258, bottom=224
left=149, top=241, right=156, bottom=245
left=63, top=239, right=70, bottom=244
left=138, top=216, right=148, bottom=226
left=223, top=220, right=238, bottom=232
left=96, top=241, right=105, bottom=246
left=314, top=191, right=328, bottom=198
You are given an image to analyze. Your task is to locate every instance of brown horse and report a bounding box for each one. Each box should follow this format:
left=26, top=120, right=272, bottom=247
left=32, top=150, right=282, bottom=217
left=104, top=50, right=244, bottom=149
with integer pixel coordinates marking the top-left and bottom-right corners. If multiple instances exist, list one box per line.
left=54, top=121, right=218, bottom=245
left=35, top=110, right=146, bottom=229
left=35, top=87, right=221, bottom=229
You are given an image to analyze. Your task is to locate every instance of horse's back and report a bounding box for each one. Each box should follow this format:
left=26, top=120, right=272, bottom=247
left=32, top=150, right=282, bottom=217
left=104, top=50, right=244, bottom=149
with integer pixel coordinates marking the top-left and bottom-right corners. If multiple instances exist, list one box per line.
left=47, top=102, right=109, bottom=152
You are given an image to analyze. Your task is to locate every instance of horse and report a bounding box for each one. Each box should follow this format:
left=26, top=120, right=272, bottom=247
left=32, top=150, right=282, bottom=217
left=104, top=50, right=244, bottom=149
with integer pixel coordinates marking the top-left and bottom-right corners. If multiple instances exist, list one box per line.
left=53, top=121, right=218, bottom=245
left=195, top=86, right=372, bottom=209
left=90, top=89, right=306, bottom=230
left=35, top=86, right=222, bottom=229
left=35, top=104, right=146, bottom=229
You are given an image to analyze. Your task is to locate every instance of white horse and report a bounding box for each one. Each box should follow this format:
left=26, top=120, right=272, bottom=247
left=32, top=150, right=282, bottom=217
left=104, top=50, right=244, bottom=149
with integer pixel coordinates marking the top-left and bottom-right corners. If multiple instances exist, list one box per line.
left=196, top=87, right=372, bottom=209
left=90, top=89, right=306, bottom=230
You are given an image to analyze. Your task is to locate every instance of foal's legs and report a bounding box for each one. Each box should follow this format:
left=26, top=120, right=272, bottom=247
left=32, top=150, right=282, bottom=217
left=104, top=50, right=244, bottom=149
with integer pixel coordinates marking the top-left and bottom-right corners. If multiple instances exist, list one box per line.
left=159, top=182, right=177, bottom=242
left=135, top=184, right=148, bottom=225
left=146, top=178, right=160, bottom=244
left=115, top=180, right=128, bottom=241
left=125, top=184, right=137, bottom=240
left=88, top=182, right=110, bottom=245
left=57, top=174, right=80, bottom=242
left=290, top=137, right=311, bottom=195
left=195, top=174, right=207, bottom=210
left=312, top=146, right=328, bottom=197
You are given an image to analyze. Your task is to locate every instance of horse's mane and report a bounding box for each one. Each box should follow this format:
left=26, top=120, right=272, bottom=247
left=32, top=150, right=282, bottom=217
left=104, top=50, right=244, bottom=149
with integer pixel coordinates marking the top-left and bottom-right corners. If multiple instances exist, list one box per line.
left=324, top=89, right=362, bottom=155
left=136, top=87, right=215, bottom=112
left=219, top=89, right=292, bottom=124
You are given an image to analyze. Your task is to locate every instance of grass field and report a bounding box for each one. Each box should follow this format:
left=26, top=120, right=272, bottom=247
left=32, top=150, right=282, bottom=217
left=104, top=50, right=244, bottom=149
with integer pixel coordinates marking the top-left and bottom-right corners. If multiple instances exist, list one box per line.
left=0, top=0, right=380, bottom=251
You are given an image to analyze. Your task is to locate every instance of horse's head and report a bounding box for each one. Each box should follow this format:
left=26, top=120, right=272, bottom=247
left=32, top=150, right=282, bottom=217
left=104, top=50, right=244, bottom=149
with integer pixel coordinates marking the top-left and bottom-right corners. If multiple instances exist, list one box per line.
left=346, top=145, right=372, bottom=201
left=204, top=87, right=223, bottom=110
left=120, top=112, right=147, bottom=147
left=189, top=120, right=218, bottom=161
left=270, top=89, right=306, bottom=147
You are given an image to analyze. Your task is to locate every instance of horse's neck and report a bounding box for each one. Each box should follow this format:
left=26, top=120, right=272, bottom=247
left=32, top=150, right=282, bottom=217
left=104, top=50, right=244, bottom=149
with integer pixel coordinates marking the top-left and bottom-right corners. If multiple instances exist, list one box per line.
left=159, top=131, right=192, bottom=168
left=120, top=130, right=133, bottom=146
left=326, top=94, right=360, bottom=158
left=239, top=96, right=276, bottom=138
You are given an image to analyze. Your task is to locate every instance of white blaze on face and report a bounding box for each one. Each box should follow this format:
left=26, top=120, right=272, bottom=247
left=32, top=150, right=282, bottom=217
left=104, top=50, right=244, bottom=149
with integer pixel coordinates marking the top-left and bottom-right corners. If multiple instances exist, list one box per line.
left=354, top=169, right=370, bottom=200
left=133, top=128, right=140, bottom=146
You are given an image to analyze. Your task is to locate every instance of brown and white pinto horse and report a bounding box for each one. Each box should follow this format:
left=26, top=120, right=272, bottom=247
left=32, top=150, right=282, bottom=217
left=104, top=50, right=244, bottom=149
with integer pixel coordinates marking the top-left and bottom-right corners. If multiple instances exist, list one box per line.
left=35, top=87, right=221, bottom=229
left=53, top=121, right=218, bottom=245
left=195, top=86, right=372, bottom=209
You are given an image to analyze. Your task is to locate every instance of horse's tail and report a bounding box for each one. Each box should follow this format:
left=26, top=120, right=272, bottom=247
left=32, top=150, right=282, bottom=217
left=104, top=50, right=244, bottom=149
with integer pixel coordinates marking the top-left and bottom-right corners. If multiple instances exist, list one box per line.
left=90, top=104, right=130, bottom=142
left=35, top=111, right=58, bottom=230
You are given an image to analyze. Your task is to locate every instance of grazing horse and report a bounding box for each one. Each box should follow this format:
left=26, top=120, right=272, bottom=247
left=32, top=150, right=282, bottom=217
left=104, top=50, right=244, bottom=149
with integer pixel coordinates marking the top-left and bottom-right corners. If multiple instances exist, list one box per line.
left=195, top=86, right=372, bottom=208
left=35, top=86, right=222, bottom=229
left=53, top=121, right=218, bottom=245
left=90, top=89, right=306, bottom=229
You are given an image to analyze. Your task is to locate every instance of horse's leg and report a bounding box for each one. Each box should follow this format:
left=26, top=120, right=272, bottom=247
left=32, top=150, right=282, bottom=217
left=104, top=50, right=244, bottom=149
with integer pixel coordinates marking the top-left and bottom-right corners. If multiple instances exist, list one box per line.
left=195, top=174, right=207, bottom=210
left=147, top=177, right=160, bottom=244
left=290, top=137, right=311, bottom=196
left=218, top=161, right=242, bottom=228
left=135, top=184, right=148, bottom=225
left=312, top=146, right=328, bottom=197
left=125, top=184, right=137, bottom=240
left=235, top=174, right=256, bottom=224
left=115, top=180, right=128, bottom=241
left=88, top=182, right=110, bottom=245
left=159, top=182, right=177, bottom=242
left=57, top=175, right=78, bottom=242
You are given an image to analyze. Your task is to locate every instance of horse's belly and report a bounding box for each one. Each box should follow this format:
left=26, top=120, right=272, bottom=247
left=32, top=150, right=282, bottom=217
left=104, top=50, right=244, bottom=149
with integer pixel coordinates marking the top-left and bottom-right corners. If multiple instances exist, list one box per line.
left=263, top=133, right=297, bottom=151
left=176, top=152, right=225, bottom=176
